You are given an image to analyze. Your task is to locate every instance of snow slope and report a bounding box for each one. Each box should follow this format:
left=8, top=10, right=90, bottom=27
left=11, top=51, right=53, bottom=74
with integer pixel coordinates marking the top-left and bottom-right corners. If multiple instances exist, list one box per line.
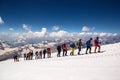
left=0, top=43, right=120, bottom=80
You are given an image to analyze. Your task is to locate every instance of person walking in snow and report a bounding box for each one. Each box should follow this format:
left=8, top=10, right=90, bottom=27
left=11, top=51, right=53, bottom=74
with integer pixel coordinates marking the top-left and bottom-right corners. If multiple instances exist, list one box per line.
left=86, top=38, right=93, bottom=54
left=13, top=52, right=19, bottom=62
left=70, top=42, right=76, bottom=55
left=39, top=50, right=42, bottom=59
left=57, top=45, right=61, bottom=57
left=94, top=37, right=101, bottom=53
left=76, top=39, right=82, bottom=55
left=30, top=50, right=33, bottom=60
left=23, top=53, right=26, bottom=60
left=47, top=48, right=51, bottom=58
left=62, top=43, right=67, bottom=56
left=43, top=49, right=46, bottom=58
left=35, top=51, right=39, bottom=59
left=26, top=51, right=31, bottom=60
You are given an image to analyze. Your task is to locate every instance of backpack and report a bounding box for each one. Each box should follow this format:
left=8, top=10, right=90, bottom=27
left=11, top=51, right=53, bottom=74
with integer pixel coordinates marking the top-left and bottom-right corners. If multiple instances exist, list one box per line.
left=93, top=39, right=98, bottom=45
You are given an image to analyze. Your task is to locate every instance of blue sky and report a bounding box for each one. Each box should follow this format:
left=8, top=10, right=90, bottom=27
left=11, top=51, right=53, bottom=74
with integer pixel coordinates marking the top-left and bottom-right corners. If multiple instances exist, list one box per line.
left=0, top=0, right=120, bottom=33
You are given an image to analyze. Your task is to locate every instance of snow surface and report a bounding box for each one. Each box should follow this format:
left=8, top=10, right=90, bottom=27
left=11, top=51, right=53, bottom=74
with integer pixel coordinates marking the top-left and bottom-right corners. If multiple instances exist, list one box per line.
left=0, top=43, right=120, bottom=80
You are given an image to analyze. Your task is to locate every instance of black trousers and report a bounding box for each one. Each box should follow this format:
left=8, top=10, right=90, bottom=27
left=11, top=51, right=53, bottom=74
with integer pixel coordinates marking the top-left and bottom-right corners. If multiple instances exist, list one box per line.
left=57, top=51, right=61, bottom=57
left=78, top=47, right=81, bottom=55
left=86, top=46, right=91, bottom=54
left=43, top=53, right=46, bottom=58
left=63, top=49, right=67, bottom=56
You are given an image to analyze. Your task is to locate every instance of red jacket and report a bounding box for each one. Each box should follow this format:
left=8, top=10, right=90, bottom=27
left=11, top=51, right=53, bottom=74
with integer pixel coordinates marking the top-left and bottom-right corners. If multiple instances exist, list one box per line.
left=27, top=52, right=31, bottom=56
left=47, top=48, right=51, bottom=54
left=62, top=44, right=67, bottom=50
left=94, top=39, right=99, bottom=46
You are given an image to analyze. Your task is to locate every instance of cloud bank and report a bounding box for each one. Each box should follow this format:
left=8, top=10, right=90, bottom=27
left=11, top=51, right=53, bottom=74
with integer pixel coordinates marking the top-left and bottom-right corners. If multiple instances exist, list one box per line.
left=0, top=27, right=119, bottom=43
left=0, top=24, right=119, bottom=46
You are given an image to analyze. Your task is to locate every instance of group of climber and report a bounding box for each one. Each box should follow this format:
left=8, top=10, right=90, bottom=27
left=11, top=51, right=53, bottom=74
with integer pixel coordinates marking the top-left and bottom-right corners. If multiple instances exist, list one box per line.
left=86, top=37, right=101, bottom=54
left=13, top=37, right=101, bottom=62
left=56, top=37, right=101, bottom=57
left=23, top=48, right=51, bottom=60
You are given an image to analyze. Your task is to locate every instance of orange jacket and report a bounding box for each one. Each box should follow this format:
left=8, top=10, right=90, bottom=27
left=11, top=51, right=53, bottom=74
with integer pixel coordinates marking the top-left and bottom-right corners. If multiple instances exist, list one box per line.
left=62, top=44, right=67, bottom=50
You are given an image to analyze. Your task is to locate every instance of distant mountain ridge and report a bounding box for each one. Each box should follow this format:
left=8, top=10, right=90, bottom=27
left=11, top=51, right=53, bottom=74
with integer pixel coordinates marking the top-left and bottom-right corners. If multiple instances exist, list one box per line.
left=0, top=34, right=120, bottom=49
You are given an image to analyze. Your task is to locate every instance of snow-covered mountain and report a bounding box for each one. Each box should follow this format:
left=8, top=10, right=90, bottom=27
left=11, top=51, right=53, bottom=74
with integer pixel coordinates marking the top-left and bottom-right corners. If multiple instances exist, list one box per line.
left=9, top=38, right=28, bottom=47
left=0, top=40, right=10, bottom=50
left=0, top=34, right=120, bottom=61
left=0, top=42, right=120, bottom=80
left=1, top=33, right=120, bottom=48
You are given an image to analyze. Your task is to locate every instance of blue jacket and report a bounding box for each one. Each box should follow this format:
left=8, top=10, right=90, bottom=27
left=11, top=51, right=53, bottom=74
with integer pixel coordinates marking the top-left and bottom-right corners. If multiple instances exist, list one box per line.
left=86, top=40, right=92, bottom=47
left=70, top=43, right=76, bottom=48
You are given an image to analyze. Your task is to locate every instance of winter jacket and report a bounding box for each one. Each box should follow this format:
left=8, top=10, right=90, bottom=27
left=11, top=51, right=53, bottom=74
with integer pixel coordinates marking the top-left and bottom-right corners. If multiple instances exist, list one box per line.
left=86, top=40, right=92, bottom=47
left=94, top=39, right=99, bottom=45
left=43, top=49, right=46, bottom=54
left=30, top=52, right=33, bottom=56
left=24, top=53, right=26, bottom=57
left=47, top=48, right=51, bottom=54
left=62, top=44, right=67, bottom=50
left=27, top=52, right=31, bottom=56
left=39, top=51, right=42, bottom=55
left=57, top=45, right=61, bottom=51
left=70, top=43, right=76, bottom=48
left=76, top=41, right=82, bottom=48
left=35, top=51, right=38, bottom=56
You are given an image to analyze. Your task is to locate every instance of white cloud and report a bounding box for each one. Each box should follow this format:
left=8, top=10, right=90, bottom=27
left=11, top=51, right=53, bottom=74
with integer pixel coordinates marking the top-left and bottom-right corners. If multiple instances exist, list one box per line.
left=41, top=28, right=47, bottom=34
left=82, top=26, right=95, bottom=32
left=50, top=30, right=68, bottom=38
left=18, top=28, right=48, bottom=39
left=9, top=28, right=14, bottom=31
left=33, top=28, right=48, bottom=37
left=52, top=26, right=59, bottom=31
left=82, top=26, right=90, bottom=32
left=23, top=24, right=31, bottom=32
left=0, top=16, right=4, bottom=24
